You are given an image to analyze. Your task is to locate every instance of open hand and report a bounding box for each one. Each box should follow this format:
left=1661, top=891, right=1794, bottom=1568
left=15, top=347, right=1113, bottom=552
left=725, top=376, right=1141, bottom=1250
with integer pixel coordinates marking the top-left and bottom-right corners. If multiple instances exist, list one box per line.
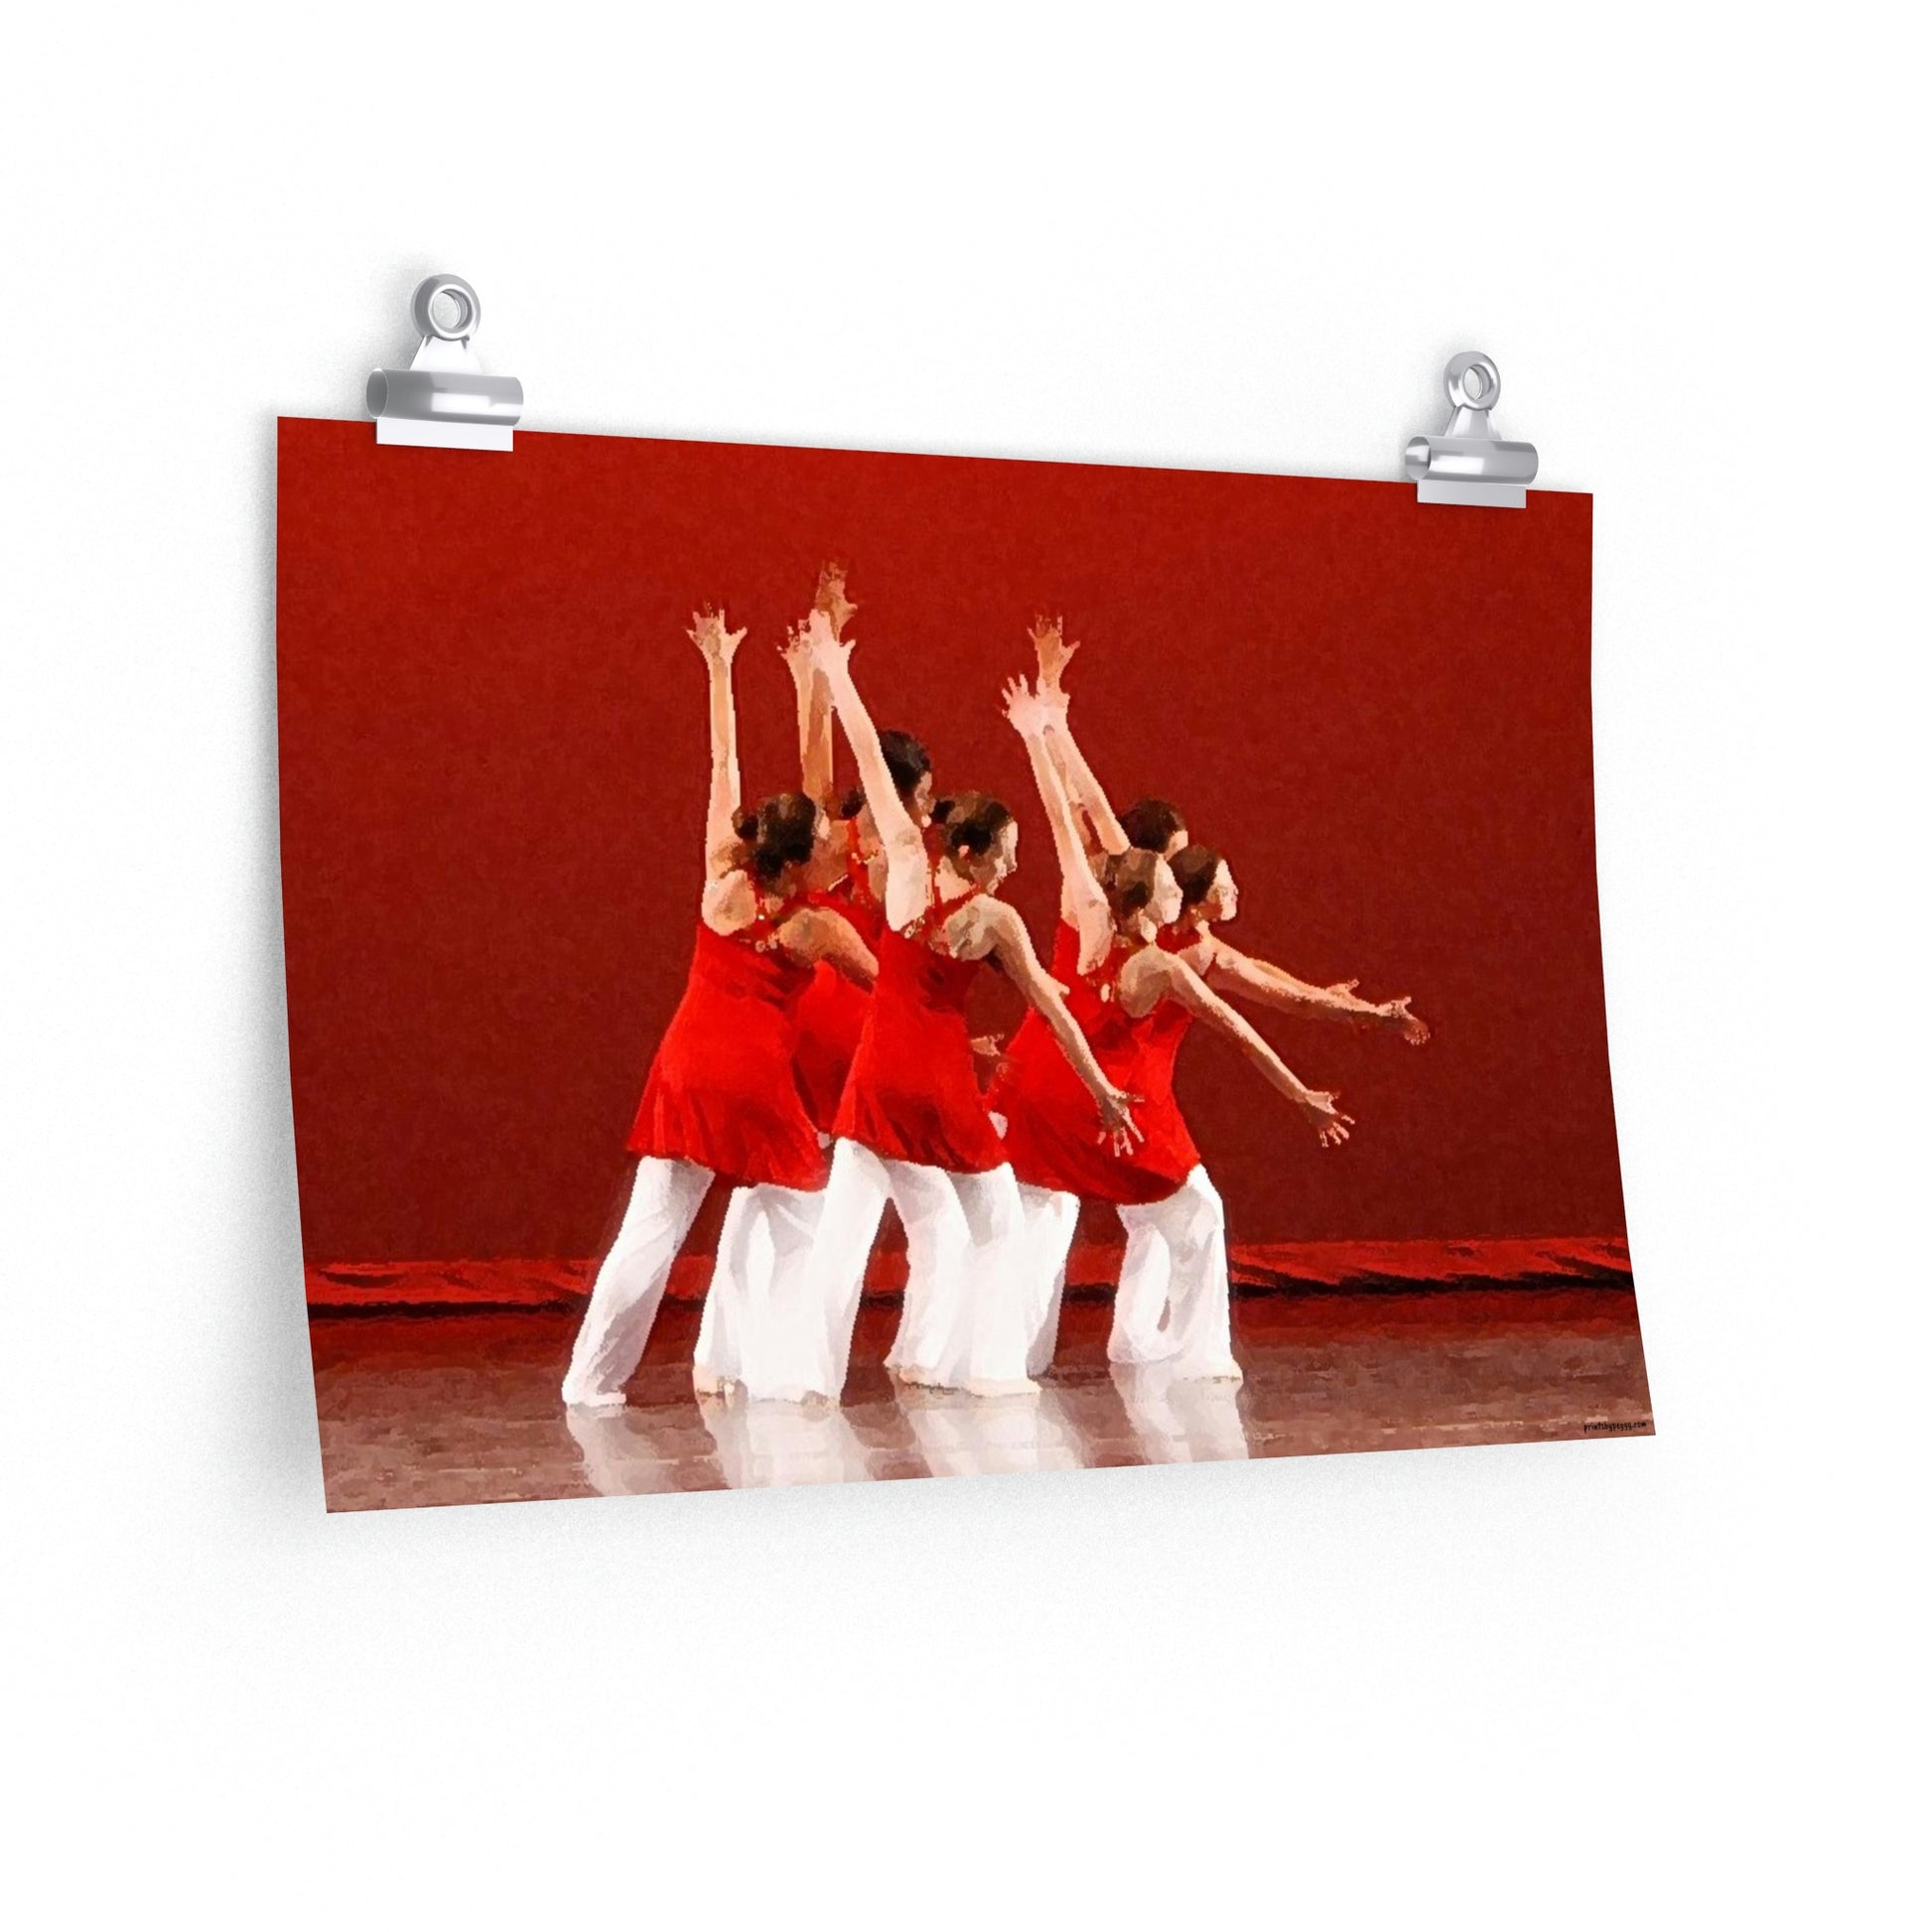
left=1001, top=673, right=1054, bottom=739
left=1029, top=614, right=1081, bottom=694
left=800, top=606, right=854, bottom=677
left=1380, top=996, right=1431, bottom=1045
left=777, top=618, right=816, bottom=691
left=814, top=562, right=858, bottom=638
left=1094, top=1086, right=1145, bottom=1157
left=688, top=607, right=745, bottom=667
left=1300, top=1090, right=1354, bottom=1149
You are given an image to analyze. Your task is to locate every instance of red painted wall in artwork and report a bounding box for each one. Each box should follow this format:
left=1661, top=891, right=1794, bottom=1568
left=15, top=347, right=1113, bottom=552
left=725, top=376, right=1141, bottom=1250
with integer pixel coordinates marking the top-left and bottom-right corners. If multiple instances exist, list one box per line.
left=277, top=419, right=1621, bottom=1261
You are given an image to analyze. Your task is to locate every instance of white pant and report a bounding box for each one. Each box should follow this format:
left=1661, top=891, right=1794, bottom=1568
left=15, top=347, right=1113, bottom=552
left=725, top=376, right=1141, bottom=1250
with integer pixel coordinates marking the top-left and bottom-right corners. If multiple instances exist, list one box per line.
left=694, top=1187, right=764, bottom=1388
left=1105, top=1167, right=1240, bottom=1379
left=1014, top=1183, right=1081, bottom=1376
left=563, top=1160, right=823, bottom=1406
left=691, top=1183, right=831, bottom=1398
left=1109, top=1209, right=1177, bottom=1363
left=798, top=1139, right=1033, bottom=1399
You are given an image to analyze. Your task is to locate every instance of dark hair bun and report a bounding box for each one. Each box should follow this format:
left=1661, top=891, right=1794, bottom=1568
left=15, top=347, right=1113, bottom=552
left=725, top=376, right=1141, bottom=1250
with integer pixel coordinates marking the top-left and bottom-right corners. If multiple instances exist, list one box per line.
left=935, top=791, right=1013, bottom=858
left=1119, top=797, right=1186, bottom=854
left=1101, top=848, right=1165, bottom=921
left=740, top=791, right=822, bottom=885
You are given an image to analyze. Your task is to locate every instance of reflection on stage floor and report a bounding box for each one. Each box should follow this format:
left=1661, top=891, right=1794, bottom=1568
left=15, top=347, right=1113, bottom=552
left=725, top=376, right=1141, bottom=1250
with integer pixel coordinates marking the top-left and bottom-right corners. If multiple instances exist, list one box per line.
left=311, top=1290, right=1652, bottom=1511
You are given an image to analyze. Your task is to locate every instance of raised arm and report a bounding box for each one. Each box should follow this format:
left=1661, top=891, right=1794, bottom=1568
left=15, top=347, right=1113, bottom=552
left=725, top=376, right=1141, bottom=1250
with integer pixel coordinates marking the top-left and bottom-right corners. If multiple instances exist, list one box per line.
left=1002, top=675, right=1115, bottom=971
left=780, top=621, right=837, bottom=808
left=1137, top=952, right=1353, bottom=1147
left=974, top=900, right=1141, bottom=1152
left=806, top=613, right=930, bottom=929
left=1031, top=617, right=1130, bottom=858
left=790, top=563, right=859, bottom=808
left=690, top=609, right=747, bottom=881
left=1201, top=938, right=1431, bottom=1043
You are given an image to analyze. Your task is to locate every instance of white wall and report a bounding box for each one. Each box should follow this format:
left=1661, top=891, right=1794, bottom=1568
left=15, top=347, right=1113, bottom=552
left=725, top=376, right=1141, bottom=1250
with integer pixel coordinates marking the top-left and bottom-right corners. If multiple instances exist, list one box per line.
left=4, top=5, right=1918, bottom=1924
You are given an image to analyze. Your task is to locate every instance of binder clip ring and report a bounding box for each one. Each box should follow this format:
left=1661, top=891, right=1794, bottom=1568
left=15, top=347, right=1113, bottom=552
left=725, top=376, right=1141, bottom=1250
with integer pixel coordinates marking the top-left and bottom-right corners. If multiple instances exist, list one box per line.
left=1444, top=350, right=1499, bottom=414
left=1405, top=350, right=1537, bottom=508
left=367, top=273, right=522, bottom=453
left=412, top=274, right=482, bottom=345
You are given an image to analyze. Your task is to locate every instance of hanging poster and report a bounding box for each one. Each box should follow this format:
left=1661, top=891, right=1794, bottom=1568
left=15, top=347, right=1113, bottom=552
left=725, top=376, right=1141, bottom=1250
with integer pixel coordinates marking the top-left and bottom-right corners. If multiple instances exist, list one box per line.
left=277, top=419, right=1647, bottom=1510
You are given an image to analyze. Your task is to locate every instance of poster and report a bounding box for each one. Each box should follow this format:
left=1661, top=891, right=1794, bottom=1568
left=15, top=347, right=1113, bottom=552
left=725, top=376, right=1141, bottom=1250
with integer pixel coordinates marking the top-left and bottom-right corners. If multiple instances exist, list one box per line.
left=277, top=419, right=1647, bottom=1510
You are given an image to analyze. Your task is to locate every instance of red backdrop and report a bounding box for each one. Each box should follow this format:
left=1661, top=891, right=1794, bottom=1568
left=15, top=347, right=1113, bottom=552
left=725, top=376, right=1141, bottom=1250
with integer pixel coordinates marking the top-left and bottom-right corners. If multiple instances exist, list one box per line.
left=277, top=419, right=1620, bottom=1263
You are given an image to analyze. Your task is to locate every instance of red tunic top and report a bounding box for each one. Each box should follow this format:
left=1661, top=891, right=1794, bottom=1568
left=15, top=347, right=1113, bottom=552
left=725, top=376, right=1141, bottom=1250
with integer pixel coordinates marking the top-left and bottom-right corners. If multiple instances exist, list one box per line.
left=791, top=851, right=886, bottom=1133
left=625, top=896, right=828, bottom=1191
left=990, top=922, right=1198, bottom=1205
left=833, top=882, right=1009, bottom=1173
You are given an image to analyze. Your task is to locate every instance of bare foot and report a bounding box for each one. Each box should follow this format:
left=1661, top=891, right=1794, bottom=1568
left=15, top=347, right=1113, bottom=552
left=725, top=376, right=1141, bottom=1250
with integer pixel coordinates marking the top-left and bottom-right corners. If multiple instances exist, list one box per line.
left=965, top=1376, right=1041, bottom=1400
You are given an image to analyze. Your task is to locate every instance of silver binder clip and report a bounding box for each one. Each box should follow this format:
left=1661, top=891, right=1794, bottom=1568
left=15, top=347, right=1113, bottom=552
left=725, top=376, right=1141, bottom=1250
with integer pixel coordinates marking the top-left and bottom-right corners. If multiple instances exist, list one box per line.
left=1404, top=351, right=1537, bottom=507
left=366, top=274, right=523, bottom=452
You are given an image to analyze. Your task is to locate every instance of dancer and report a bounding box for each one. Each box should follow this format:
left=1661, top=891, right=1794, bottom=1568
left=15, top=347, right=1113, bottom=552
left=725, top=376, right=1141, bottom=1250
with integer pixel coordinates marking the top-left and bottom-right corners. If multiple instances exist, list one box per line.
left=1020, top=617, right=1425, bottom=1363
left=789, top=567, right=937, bottom=1133
left=690, top=570, right=921, bottom=1396
left=561, top=610, right=874, bottom=1410
left=992, top=676, right=1350, bottom=1382
left=779, top=612, right=1139, bottom=1402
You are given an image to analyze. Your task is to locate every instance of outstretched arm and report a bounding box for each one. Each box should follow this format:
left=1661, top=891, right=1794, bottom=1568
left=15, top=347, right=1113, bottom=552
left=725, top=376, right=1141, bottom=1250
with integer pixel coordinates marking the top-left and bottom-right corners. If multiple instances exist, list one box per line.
left=1202, top=939, right=1431, bottom=1044
left=1031, top=617, right=1130, bottom=858
left=1143, top=952, right=1353, bottom=1147
left=806, top=614, right=930, bottom=929
left=976, top=900, right=1141, bottom=1153
left=690, top=610, right=747, bottom=881
left=1003, top=675, right=1114, bottom=972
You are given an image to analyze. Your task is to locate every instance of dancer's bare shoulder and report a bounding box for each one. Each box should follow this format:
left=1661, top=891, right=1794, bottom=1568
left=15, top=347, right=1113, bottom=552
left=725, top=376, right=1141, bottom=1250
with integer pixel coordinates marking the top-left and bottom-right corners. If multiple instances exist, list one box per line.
left=701, top=869, right=759, bottom=934
left=940, top=894, right=1018, bottom=962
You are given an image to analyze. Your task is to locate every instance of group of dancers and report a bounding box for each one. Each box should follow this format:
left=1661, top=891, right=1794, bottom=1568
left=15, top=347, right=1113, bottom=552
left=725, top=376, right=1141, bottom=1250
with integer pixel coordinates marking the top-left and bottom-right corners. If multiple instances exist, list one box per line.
left=561, top=567, right=1429, bottom=1411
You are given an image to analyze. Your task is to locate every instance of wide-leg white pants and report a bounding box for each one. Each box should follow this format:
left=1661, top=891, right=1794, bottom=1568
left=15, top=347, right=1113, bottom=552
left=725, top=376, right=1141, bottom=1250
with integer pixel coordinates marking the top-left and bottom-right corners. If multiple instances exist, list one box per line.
left=1014, top=1183, right=1081, bottom=1376
left=795, top=1139, right=1034, bottom=1399
left=693, top=1187, right=766, bottom=1392
left=689, top=1182, right=830, bottom=1399
left=1109, top=1166, right=1241, bottom=1380
left=1107, top=1209, right=1179, bottom=1364
left=563, top=1159, right=824, bottom=1407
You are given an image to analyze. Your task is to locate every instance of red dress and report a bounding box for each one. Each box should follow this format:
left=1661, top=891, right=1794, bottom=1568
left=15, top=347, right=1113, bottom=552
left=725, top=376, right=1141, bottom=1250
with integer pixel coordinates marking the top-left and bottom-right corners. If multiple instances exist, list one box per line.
left=990, top=923, right=1199, bottom=1205
left=833, top=884, right=1009, bottom=1173
left=625, top=897, right=828, bottom=1191
left=791, top=851, right=886, bottom=1133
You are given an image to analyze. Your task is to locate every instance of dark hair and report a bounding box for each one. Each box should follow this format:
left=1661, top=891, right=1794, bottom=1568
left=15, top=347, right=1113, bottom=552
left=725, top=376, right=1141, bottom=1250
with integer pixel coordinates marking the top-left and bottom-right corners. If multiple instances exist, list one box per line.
left=1169, top=843, right=1224, bottom=908
left=880, top=729, right=932, bottom=802
left=1101, top=849, right=1169, bottom=924
left=1120, top=797, right=1187, bottom=854
left=931, top=790, right=1014, bottom=860
left=733, top=791, right=824, bottom=885
left=835, top=786, right=867, bottom=821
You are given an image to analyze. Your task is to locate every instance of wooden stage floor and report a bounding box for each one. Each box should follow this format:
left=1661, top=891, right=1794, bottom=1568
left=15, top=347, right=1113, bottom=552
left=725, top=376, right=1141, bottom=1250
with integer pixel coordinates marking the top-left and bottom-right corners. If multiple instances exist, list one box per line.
left=310, top=1288, right=1653, bottom=1511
